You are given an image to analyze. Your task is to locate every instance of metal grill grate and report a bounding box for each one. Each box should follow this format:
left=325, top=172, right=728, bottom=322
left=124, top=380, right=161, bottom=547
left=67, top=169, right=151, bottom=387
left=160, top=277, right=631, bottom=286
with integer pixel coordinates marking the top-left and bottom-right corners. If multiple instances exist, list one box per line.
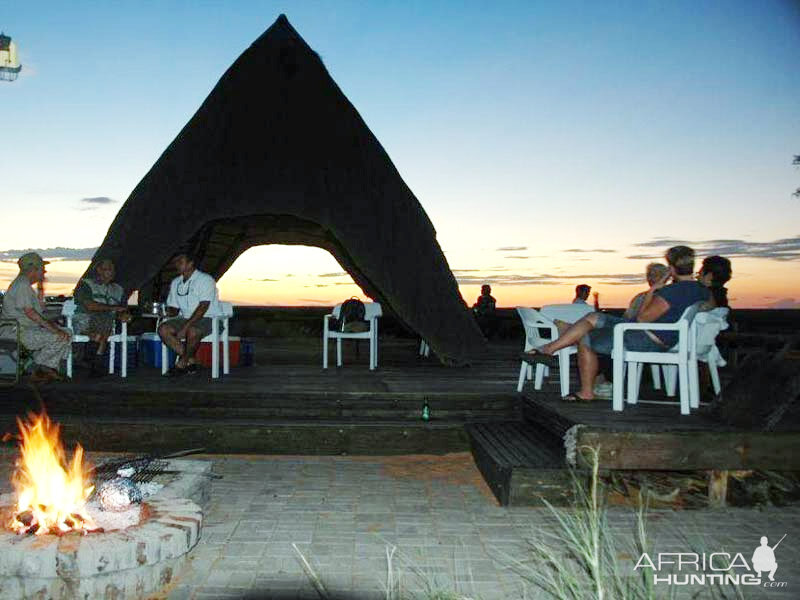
left=93, top=457, right=171, bottom=484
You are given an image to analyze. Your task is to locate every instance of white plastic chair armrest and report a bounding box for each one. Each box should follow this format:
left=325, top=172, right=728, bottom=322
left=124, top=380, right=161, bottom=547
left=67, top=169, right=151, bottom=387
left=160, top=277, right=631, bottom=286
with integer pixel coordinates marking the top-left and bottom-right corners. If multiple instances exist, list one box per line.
left=614, top=322, right=683, bottom=332
left=614, top=323, right=686, bottom=357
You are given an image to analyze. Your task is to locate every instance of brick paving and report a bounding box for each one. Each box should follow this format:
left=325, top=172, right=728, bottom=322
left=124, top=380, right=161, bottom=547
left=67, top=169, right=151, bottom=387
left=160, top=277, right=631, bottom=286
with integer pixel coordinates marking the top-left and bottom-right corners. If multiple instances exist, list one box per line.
left=0, top=449, right=796, bottom=599
left=159, top=455, right=800, bottom=600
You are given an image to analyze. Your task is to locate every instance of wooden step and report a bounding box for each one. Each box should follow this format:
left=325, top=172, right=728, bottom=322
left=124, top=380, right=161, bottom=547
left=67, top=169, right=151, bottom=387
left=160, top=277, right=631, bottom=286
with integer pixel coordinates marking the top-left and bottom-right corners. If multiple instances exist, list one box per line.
left=465, top=422, right=571, bottom=507
left=1, top=388, right=520, bottom=423
left=521, top=392, right=800, bottom=471
left=21, top=414, right=472, bottom=455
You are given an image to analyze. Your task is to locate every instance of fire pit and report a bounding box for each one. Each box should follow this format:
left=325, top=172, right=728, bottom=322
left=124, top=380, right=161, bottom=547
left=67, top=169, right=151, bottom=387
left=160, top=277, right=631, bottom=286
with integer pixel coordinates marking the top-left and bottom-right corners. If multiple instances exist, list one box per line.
left=0, top=411, right=206, bottom=599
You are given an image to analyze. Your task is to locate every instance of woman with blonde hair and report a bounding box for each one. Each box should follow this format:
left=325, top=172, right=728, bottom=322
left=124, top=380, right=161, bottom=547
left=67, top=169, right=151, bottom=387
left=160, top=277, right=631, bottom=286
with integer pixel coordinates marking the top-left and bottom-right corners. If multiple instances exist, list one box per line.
left=623, top=262, right=670, bottom=319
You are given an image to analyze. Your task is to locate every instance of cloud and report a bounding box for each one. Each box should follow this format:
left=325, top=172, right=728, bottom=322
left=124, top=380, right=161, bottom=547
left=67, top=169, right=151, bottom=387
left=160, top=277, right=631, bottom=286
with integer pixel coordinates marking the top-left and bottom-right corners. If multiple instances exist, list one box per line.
left=629, top=236, right=800, bottom=261
left=504, top=255, right=530, bottom=260
left=247, top=278, right=278, bottom=282
left=0, top=247, right=97, bottom=261
left=78, top=196, right=116, bottom=211
left=496, top=246, right=527, bottom=252
left=318, top=272, right=348, bottom=278
left=563, top=248, right=616, bottom=253
left=454, top=272, right=645, bottom=286
left=81, top=196, right=116, bottom=205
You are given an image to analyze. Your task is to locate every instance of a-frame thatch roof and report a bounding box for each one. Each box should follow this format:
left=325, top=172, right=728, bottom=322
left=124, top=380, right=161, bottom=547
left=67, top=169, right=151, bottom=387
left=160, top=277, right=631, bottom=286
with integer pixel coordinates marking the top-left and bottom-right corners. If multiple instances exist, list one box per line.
left=90, top=14, right=486, bottom=364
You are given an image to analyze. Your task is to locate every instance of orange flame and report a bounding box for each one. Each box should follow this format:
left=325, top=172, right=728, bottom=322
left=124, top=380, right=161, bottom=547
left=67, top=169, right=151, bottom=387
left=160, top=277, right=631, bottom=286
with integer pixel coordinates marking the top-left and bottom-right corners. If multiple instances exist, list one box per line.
left=8, top=410, right=96, bottom=535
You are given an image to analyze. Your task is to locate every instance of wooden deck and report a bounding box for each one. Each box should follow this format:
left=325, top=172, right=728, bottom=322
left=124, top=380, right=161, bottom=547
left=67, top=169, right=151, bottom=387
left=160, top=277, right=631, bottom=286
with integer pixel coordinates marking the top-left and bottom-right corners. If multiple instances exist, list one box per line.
left=1, top=337, right=798, bottom=506
left=0, top=339, right=522, bottom=455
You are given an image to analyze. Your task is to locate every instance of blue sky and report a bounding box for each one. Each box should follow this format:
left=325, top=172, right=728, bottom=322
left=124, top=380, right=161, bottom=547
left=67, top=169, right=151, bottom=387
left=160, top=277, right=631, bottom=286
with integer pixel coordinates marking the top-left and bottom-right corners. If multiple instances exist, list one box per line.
left=1, top=1, right=799, bottom=307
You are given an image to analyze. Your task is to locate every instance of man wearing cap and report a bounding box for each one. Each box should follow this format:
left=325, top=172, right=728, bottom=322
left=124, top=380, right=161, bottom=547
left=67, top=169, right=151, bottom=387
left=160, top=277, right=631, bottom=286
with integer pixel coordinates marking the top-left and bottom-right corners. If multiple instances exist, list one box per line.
left=158, top=251, right=220, bottom=376
left=0, top=253, right=71, bottom=382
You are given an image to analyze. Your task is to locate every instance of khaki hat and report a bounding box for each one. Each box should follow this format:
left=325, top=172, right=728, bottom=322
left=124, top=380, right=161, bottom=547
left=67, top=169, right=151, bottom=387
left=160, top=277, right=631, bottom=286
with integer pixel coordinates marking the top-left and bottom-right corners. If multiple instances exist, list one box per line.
left=17, top=252, right=49, bottom=272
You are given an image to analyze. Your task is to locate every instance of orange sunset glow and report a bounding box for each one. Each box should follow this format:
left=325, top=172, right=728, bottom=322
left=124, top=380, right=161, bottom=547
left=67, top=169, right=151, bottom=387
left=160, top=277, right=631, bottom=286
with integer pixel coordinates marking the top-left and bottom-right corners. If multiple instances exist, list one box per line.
left=2, top=243, right=796, bottom=310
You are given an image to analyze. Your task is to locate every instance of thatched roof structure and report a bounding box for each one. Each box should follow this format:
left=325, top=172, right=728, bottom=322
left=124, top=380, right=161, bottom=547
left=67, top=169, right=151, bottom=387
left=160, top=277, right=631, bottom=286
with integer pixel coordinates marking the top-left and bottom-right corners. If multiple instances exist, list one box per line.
left=91, top=14, right=486, bottom=364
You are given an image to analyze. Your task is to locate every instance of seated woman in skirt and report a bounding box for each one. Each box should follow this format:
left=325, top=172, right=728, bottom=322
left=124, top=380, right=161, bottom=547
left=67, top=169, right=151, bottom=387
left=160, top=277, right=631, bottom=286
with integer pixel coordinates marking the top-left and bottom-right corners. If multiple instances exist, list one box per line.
left=73, top=259, right=131, bottom=371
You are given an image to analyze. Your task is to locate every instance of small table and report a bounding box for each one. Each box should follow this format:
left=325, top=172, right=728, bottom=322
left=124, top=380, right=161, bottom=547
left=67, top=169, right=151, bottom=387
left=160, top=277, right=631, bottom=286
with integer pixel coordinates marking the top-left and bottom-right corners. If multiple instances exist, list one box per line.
left=141, top=313, right=162, bottom=333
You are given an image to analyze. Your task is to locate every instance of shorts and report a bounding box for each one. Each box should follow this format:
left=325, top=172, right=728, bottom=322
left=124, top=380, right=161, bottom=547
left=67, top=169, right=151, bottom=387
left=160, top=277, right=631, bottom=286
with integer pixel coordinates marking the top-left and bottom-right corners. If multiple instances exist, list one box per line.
left=160, top=317, right=215, bottom=339
left=584, top=313, right=666, bottom=356
left=73, top=312, right=115, bottom=338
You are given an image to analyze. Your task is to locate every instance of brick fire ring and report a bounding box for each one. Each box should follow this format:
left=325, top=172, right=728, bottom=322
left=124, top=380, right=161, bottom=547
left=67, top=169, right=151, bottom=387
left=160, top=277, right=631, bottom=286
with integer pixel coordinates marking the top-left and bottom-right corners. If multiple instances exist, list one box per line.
left=0, top=497, right=202, bottom=599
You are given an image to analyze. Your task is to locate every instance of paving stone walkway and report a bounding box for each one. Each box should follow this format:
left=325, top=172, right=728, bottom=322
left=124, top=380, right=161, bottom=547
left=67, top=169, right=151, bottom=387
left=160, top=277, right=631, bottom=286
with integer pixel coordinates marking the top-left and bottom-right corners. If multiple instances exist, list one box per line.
left=162, top=455, right=800, bottom=600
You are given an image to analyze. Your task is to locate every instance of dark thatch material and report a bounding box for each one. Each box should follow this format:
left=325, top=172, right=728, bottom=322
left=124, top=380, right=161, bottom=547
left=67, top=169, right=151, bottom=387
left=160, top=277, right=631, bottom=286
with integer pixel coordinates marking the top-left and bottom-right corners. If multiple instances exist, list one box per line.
left=89, top=14, right=486, bottom=365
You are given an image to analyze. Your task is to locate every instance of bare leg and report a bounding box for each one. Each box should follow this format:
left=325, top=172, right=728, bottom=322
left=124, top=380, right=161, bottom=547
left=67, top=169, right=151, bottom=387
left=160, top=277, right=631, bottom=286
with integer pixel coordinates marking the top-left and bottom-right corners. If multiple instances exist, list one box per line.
left=576, top=344, right=599, bottom=400
left=553, top=319, right=569, bottom=336
left=184, top=327, right=202, bottom=366
left=158, top=323, right=185, bottom=360
left=94, top=333, right=108, bottom=355
left=537, top=313, right=600, bottom=355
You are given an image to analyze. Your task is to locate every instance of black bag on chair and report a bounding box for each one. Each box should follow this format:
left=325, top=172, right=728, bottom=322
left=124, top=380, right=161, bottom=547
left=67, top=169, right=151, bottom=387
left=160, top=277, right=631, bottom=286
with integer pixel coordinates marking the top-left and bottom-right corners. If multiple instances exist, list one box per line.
left=333, top=297, right=367, bottom=332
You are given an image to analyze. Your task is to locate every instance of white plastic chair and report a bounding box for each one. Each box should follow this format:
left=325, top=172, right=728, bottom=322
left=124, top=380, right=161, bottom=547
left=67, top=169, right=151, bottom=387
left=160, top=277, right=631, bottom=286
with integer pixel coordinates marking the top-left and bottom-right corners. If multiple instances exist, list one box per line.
left=160, top=301, right=233, bottom=379
left=611, top=302, right=703, bottom=415
left=63, top=299, right=129, bottom=378
left=323, top=302, right=382, bottom=370
left=516, top=303, right=595, bottom=396
left=0, top=318, right=23, bottom=385
left=108, top=322, right=132, bottom=378
left=660, top=307, right=730, bottom=404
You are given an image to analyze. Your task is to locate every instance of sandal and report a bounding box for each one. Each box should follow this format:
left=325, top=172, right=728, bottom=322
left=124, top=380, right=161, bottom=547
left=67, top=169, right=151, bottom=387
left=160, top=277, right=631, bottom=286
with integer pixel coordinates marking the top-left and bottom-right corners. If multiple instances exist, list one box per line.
left=166, top=365, right=187, bottom=377
left=561, top=392, right=594, bottom=403
left=519, top=350, right=557, bottom=368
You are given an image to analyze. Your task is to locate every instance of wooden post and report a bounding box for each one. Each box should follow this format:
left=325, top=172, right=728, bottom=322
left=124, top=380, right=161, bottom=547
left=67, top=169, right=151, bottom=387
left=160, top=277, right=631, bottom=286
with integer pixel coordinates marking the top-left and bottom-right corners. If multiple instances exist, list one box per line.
left=708, top=469, right=729, bottom=507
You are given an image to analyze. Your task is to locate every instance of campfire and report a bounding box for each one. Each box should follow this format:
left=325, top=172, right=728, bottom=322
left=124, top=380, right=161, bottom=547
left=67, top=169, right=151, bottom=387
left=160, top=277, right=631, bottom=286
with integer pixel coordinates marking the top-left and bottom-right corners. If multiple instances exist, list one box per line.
left=6, top=410, right=98, bottom=535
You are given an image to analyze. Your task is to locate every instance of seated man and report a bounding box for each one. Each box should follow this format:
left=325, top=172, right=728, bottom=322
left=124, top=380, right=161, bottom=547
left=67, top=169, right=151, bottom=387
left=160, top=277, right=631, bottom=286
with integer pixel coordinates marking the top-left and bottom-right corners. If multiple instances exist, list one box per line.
left=0, top=253, right=71, bottom=383
left=158, top=252, right=220, bottom=376
left=473, top=284, right=498, bottom=340
left=73, top=258, right=131, bottom=373
left=572, top=284, right=591, bottom=304
left=524, top=246, right=710, bottom=402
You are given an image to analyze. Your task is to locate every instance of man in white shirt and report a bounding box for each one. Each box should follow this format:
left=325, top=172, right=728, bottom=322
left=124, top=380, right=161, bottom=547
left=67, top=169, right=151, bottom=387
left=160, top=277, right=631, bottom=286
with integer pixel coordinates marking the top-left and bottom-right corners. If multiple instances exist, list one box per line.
left=158, top=252, right=220, bottom=375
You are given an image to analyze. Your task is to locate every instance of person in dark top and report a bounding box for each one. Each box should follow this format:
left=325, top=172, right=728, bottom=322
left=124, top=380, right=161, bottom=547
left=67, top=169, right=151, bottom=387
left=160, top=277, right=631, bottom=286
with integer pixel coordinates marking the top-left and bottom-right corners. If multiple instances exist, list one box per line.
left=473, top=284, right=498, bottom=339
left=522, top=246, right=710, bottom=401
left=698, top=255, right=731, bottom=308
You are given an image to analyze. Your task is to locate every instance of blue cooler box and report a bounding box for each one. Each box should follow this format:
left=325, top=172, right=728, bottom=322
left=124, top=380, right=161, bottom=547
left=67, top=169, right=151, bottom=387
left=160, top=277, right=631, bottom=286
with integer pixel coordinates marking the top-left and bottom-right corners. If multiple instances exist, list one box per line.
left=240, top=339, right=255, bottom=366
left=139, top=332, right=176, bottom=369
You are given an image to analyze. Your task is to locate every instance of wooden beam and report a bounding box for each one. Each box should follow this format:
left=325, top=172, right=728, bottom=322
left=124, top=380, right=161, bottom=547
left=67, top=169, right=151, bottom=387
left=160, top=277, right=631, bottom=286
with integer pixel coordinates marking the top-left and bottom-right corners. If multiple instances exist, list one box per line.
left=576, top=430, right=800, bottom=471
